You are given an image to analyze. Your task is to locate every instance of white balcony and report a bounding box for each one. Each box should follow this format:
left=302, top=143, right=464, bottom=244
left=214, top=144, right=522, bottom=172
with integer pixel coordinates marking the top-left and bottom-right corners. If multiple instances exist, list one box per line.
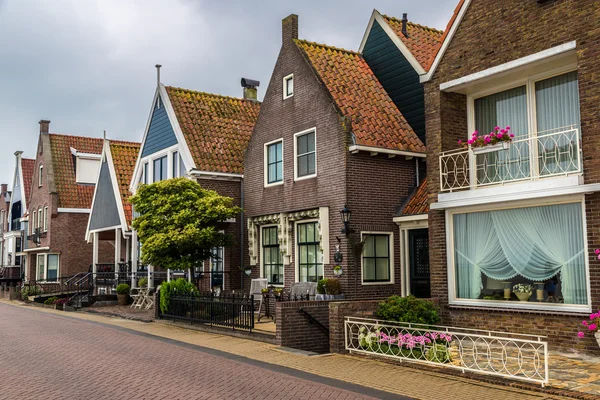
left=439, top=126, right=581, bottom=192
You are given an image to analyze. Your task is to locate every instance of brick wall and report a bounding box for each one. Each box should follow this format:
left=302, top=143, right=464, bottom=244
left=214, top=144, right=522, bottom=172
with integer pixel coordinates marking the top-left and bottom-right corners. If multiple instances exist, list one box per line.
left=328, top=300, right=381, bottom=354
left=275, top=300, right=331, bottom=353
left=424, top=0, right=600, bottom=352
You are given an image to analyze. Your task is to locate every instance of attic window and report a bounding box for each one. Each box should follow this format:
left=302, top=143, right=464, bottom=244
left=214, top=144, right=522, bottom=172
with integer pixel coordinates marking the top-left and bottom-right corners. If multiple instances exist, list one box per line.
left=38, top=165, right=43, bottom=187
left=71, top=147, right=101, bottom=185
left=283, top=74, right=294, bottom=99
left=156, top=97, right=162, bottom=110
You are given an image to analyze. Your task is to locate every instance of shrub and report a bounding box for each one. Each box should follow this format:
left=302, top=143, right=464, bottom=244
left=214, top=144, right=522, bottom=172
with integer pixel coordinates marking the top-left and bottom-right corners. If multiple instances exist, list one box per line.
left=21, top=285, right=42, bottom=300
left=324, top=278, right=341, bottom=295
left=116, top=284, right=130, bottom=295
left=138, top=277, right=148, bottom=288
left=376, top=295, right=440, bottom=325
left=317, top=279, right=327, bottom=294
left=44, top=296, right=58, bottom=305
left=159, top=278, right=198, bottom=314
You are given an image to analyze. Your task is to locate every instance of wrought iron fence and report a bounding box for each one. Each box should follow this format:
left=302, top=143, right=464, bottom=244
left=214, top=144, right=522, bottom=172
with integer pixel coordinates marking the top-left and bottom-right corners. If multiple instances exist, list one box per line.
left=159, top=292, right=254, bottom=331
left=23, top=272, right=92, bottom=299
left=345, top=316, right=548, bottom=386
left=439, top=126, right=581, bottom=192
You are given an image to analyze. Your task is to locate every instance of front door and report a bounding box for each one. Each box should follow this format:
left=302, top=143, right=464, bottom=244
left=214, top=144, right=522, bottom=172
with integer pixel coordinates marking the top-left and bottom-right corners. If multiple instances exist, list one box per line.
left=409, top=229, right=430, bottom=298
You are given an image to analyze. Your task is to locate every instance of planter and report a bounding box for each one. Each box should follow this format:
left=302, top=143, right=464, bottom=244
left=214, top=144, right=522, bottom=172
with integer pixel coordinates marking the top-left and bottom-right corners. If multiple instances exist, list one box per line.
left=472, top=141, right=510, bottom=155
left=333, top=268, right=343, bottom=277
left=515, top=292, right=532, bottom=302
left=595, top=332, right=600, bottom=348
left=117, top=293, right=129, bottom=306
left=54, top=303, right=63, bottom=311
left=244, top=269, right=252, bottom=277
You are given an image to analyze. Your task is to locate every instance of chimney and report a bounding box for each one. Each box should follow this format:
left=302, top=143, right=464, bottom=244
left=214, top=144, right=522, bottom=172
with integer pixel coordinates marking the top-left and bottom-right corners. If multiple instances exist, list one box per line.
left=155, top=64, right=162, bottom=86
left=282, top=14, right=298, bottom=45
left=39, top=120, right=50, bottom=134
left=401, top=13, right=409, bottom=37
left=241, top=78, right=260, bottom=101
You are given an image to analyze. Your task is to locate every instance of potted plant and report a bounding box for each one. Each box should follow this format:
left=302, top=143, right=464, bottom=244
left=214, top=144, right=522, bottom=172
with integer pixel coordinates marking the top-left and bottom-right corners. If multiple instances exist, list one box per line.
left=324, top=278, right=343, bottom=300
left=272, top=287, right=283, bottom=299
left=116, top=283, right=130, bottom=306
left=512, top=283, right=533, bottom=302
left=138, top=277, right=148, bottom=288
left=458, top=126, right=514, bottom=154
left=260, top=287, right=270, bottom=296
left=316, top=279, right=328, bottom=300
left=578, top=311, right=600, bottom=346
left=53, top=297, right=69, bottom=310
left=333, top=265, right=343, bottom=276
left=239, top=266, right=252, bottom=277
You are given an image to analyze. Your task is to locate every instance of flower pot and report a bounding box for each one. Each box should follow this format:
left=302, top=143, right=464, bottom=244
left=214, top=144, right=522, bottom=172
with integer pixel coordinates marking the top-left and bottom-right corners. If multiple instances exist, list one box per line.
left=54, top=304, right=63, bottom=311
left=244, top=269, right=252, bottom=277
left=515, top=292, right=532, bottom=302
left=117, top=293, right=129, bottom=306
left=595, top=332, right=600, bottom=347
left=472, top=141, right=510, bottom=155
left=333, top=268, right=342, bottom=277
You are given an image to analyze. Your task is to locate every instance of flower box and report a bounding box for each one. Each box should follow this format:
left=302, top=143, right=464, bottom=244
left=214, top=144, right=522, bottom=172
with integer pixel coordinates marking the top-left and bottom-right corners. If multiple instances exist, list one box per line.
left=472, top=141, right=510, bottom=155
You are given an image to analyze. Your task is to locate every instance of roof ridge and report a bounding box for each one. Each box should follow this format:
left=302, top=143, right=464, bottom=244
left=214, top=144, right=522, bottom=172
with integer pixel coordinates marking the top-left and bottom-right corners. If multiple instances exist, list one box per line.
left=48, top=132, right=104, bottom=141
left=294, top=39, right=361, bottom=56
left=165, top=86, right=262, bottom=105
left=109, top=139, right=141, bottom=146
left=382, top=14, right=444, bottom=35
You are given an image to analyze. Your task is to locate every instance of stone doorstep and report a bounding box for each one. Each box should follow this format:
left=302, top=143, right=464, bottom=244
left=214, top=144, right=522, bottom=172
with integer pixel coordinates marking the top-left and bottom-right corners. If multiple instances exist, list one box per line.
left=348, top=352, right=598, bottom=400
left=154, top=319, right=278, bottom=345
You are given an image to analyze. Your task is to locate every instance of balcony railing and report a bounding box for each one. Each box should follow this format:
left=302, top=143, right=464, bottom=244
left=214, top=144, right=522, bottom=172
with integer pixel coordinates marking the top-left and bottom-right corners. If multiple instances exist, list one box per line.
left=11, top=219, right=21, bottom=231
left=439, top=126, right=581, bottom=192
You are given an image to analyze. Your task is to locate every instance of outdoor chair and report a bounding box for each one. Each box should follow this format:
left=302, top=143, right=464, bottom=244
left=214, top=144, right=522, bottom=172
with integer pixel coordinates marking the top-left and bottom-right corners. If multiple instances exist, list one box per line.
left=250, top=278, right=268, bottom=318
left=289, top=282, right=317, bottom=300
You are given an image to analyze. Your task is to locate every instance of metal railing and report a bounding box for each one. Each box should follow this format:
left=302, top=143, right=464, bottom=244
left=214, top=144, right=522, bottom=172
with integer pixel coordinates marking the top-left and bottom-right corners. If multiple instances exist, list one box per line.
left=0, top=265, right=22, bottom=279
left=439, top=126, right=581, bottom=192
left=345, top=316, right=548, bottom=386
left=23, top=273, right=92, bottom=299
left=159, top=292, right=255, bottom=331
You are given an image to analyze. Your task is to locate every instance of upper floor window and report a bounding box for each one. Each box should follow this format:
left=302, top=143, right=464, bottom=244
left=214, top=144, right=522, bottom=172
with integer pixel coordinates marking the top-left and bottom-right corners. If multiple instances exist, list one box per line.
left=265, top=140, right=283, bottom=186
left=142, top=162, right=148, bottom=184
left=38, top=165, right=43, bottom=187
left=153, top=156, right=167, bottom=182
left=283, top=74, right=294, bottom=99
left=294, top=129, right=316, bottom=180
left=43, top=206, right=48, bottom=232
left=172, top=151, right=179, bottom=178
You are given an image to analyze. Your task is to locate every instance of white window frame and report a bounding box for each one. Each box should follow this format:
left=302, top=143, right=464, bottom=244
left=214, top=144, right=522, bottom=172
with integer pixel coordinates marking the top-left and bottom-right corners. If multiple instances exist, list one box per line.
left=38, top=165, right=43, bottom=187
left=264, top=139, right=284, bottom=188
left=293, top=128, right=317, bottom=181
left=172, top=150, right=179, bottom=178
left=283, top=73, right=294, bottom=99
left=260, top=224, right=284, bottom=287
left=43, top=206, right=48, bottom=232
left=137, top=144, right=178, bottom=185
left=31, top=211, right=36, bottom=234
left=36, top=253, right=60, bottom=282
left=37, top=208, right=42, bottom=230
left=360, top=231, right=395, bottom=285
left=446, top=194, right=591, bottom=313
left=294, top=218, right=323, bottom=283
left=209, top=246, right=225, bottom=290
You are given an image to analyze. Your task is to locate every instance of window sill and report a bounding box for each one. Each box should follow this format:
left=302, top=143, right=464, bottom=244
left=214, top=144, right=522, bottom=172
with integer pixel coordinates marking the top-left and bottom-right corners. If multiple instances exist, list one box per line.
left=361, top=281, right=394, bottom=286
left=264, top=181, right=284, bottom=188
left=294, top=174, right=317, bottom=182
left=448, top=301, right=591, bottom=316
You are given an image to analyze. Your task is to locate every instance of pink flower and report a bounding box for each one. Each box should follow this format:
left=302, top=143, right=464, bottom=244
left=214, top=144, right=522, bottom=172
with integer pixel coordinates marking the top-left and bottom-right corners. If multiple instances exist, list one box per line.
left=509, top=134, right=515, bottom=138
left=578, top=331, right=585, bottom=338
left=589, top=323, right=597, bottom=331
left=583, top=320, right=589, bottom=326
left=473, top=130, right=479, bottom=136
left=496, top=133, right=503, bottom=139
left=494, top=126, right=500, bottom=131
left=500, top=129, right=507, bottom=134
left=505, top=126, right=511, bottom=130
left=458, top=139, right=463, bottom=145
left=595, top=249, right=600, bottom=255
left=468, top=139, right=474, bottom=145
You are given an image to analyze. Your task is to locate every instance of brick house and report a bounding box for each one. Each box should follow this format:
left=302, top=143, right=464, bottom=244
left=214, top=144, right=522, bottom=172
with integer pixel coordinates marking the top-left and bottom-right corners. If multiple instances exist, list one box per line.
left=129, top=72, right=260, bottom=291
left=0, top=151, right=34, bottom=282
left=85, top=139, right=140, bottom=289
left=25, top=120, right=113, bottom=282
left=423, top=0, right=600, bottom=350
left=244, top=15, right=436, bottom=298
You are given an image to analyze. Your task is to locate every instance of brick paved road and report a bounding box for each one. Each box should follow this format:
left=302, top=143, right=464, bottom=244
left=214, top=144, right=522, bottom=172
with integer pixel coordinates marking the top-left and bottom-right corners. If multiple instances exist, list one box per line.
left=0, top=303, right=403, bottom=400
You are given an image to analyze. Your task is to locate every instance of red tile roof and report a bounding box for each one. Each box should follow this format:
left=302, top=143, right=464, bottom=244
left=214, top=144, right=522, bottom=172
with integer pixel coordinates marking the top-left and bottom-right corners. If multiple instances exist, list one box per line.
left=295, top=40, right=425, bottom=153
left=48, top=134, right=104, bottom=208
left=425, top=0, right=466, bottom=71
left=21, top=158, right=35, bottom=207
left=165, top=86, right=261, bottom=174
left=381, top=15, right=443, bottom=72
left=109, top=140, right=140, bottom=226
left=399, top=178, right=428, bottom=216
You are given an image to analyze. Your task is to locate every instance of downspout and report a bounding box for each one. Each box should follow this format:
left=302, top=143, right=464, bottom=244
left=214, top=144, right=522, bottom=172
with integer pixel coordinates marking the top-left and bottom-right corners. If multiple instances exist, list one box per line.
left=240, top=178, right=245, bottom=291
left=415, top=158, right=420, bottom=187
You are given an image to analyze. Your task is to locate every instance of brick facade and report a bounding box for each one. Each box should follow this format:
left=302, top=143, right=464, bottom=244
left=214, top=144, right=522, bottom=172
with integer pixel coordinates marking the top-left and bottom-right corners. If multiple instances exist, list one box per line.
left=275, top=300, right=330, bottom=353
left=424, top=0, right=600, bottom=351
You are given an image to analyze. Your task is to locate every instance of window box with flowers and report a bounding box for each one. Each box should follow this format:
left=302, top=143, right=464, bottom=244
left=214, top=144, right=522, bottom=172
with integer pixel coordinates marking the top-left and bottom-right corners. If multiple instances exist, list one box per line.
left=458, top=126, right=514, bottom=154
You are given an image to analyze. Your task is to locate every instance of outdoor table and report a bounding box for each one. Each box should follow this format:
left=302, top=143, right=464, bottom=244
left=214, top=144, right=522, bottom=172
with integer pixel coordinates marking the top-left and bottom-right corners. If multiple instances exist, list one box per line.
left=258, top=293, right=273, bottom=321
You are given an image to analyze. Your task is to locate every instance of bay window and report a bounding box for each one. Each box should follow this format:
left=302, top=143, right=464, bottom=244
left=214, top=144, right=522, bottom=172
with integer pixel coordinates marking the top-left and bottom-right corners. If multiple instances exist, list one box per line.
left=451, top=201, right=588, bottom=310
left=262, top=226, right=283, bottom=285
left=297, top=221, right=323, bottom=282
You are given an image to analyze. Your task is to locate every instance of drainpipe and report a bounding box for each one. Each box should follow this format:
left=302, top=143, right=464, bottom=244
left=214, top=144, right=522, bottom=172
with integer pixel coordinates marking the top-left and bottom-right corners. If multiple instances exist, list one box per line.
left=240, top=178, right=245, bottom=291
left=415, top=158, right=420, bottom=187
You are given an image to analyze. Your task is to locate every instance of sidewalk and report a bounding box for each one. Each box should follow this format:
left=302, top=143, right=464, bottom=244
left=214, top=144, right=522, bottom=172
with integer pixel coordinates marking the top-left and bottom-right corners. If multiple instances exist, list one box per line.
left=3, top=300, right=573, bottom=400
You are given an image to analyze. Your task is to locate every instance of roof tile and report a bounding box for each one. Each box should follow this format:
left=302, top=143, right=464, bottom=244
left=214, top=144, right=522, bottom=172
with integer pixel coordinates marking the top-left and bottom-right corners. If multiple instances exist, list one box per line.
left=399, top=178, right=429, bottom=216
left=109, top=140, right=140, bottom=226
left=21, top=158, right=35, bottom=207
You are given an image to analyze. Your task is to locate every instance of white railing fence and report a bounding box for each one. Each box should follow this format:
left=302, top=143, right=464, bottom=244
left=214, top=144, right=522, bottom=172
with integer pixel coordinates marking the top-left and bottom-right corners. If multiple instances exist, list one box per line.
left=440, top=126, right=581, bottom=192
left=345, top=316, right=549, bottom=386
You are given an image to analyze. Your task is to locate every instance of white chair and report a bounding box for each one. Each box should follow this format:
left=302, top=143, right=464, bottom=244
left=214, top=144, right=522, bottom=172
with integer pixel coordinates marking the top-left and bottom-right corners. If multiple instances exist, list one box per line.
left=250, top=278, right=268, bottom=318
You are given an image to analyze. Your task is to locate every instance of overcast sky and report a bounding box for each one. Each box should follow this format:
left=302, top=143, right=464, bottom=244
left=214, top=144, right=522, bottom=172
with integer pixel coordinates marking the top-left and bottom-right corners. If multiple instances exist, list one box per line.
left=0, top=0, right=457, bottom=188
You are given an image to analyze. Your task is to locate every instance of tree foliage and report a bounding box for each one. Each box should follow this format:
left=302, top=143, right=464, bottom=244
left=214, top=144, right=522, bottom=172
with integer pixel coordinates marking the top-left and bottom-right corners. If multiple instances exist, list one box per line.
left=130, top=178, right=241, bottom=271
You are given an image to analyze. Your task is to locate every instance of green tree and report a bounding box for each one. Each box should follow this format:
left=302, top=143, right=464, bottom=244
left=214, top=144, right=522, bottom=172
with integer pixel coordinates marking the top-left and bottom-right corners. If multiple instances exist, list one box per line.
left=130, top=178, right=241, bottom=272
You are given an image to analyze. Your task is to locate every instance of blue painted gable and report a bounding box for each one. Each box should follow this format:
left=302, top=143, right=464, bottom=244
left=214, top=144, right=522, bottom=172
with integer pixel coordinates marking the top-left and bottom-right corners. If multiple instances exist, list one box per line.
left=141, top=95, right=178, bottom=157
left=89, top=159, right=121, bottom=231
left=362, top=20, right=426, bottom=144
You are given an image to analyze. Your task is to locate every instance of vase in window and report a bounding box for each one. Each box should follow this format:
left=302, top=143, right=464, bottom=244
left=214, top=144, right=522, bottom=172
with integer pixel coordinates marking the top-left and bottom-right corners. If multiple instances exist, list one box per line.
left=534, top=282, right=545, bottom=302
left=502, top=281, right=512, bottom=300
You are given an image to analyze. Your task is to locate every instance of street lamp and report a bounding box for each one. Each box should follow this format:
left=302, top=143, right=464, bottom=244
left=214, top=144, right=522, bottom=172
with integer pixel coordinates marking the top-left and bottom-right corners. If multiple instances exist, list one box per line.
left=340, top=205, right=352, bottom=235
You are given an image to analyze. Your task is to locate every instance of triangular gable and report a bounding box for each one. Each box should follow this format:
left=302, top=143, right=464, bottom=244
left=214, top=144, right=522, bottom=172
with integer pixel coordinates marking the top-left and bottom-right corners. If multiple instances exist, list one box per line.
left=140, top=93, right=178, bottom=158
left=88, top=158, right=121, bottom=232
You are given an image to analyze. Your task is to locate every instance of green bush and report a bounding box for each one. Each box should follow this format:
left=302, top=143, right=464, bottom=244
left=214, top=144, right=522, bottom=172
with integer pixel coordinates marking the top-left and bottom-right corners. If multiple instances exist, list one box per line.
left=376, top=295, right=440, bottom=325
left=324, top=278, right=341, bottom=295
left=44, top=296, right=58, bottom=305
left=21, top=285, right=42, bottom=300
left=425, top=343, right=451, bottom=363
left=159, top=278, right=198, bottom=314
left=116, top=284, right=130, bottom=295
left=138, top=277, right=148, bottom=287
left=317, top=279, right=327, bottom=294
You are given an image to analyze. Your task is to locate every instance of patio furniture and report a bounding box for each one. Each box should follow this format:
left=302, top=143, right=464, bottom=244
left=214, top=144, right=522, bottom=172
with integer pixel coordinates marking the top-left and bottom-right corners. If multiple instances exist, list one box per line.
left=290, top=282, right=317, bottom=300
left=250, top=278, right=268, bottom=319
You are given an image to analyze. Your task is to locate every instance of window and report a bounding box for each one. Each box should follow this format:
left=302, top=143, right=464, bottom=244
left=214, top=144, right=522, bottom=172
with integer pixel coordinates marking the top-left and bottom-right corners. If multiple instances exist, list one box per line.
left=262, top=226, right=283, bottom=285
left=31, top=211, right=36, bottom=234
left=210, top=247, right=224, bottom=289
left=142, top=162, right=148, bottom=184
left=43, top=206, right=48, bottom=232
left=38, top=165, right=43, bottom=187
left=36, top=254, right=59, bottom=282
left=283, top=74, right=294, bottom=99
left=38, top=208, right=42, bottom=229
left=15, top=238, right=21, bottom=267
left=75, top=156, right=101, bottom=184
left=362, top=234, right=392, bottom=283
left=294, top=129, right=316, bottom=180
left=172, top=151, right=179, bottom=178
left=471, top=71, right=580, bottom=184
left=265, top=140, right=283, bottom=185
left=451, top=201, right=588, bottom=311
left=153, top=156, right=167, bottom=182
left=36, top=254, right=44, bottom=280
left=297, top=221, right=323, bottom=282
left=179, top=155, right=186, bottom=178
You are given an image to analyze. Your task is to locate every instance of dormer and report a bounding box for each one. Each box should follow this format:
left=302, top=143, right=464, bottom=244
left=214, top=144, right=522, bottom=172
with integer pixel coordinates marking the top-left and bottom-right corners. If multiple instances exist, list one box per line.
left=71, top=147, right=101, bottom=185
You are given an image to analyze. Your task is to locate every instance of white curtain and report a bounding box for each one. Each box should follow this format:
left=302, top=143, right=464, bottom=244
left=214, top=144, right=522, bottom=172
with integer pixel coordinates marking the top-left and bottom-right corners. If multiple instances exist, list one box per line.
left=454, top=203, right=587, bottom=304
